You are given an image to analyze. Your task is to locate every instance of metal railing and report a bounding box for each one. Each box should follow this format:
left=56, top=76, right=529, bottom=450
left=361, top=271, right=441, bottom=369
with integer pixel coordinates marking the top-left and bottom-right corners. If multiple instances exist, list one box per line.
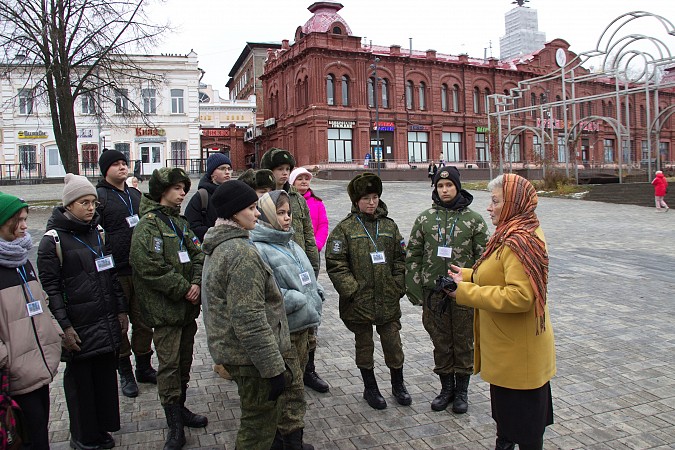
left=166, top=158, right=206, bottom=174
left=0, top=163, right=42, bottom=183
left=78, top=162, right=100, bottom=178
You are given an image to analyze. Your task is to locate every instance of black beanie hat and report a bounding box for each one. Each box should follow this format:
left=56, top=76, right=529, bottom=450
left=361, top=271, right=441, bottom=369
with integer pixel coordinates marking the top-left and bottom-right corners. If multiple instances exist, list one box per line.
left=347, top=172, right=382, bottom=204
left=433, top=166, right=462, bottom=191
left=148, top=168, right=191, bottom=202
left=211, top=180, right=259, bottom=219
left=260, top=148, right=296, bottom=171
left=98, top=149, right=128, bottom=176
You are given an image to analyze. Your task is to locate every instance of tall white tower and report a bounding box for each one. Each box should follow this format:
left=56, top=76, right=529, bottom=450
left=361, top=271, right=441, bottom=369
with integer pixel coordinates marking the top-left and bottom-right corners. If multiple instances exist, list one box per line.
left=499, top=2, right=546, bottom=60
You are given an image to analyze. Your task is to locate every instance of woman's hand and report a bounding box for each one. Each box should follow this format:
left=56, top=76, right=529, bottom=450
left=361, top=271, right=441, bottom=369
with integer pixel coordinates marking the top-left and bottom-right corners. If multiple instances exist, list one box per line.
left=446, top=265, right=464, bottom=298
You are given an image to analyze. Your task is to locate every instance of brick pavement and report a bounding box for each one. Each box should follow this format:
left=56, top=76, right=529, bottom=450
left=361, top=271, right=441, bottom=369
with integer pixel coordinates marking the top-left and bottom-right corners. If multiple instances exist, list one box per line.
left=4, top=178, right=674, bottom=449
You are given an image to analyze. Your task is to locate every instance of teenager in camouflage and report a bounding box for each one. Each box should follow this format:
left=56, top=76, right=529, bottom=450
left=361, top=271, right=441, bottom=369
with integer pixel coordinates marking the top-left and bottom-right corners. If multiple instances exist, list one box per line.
left=325, top=173, right=411, bottom=410
left=405, top=166, right=489, bottom=414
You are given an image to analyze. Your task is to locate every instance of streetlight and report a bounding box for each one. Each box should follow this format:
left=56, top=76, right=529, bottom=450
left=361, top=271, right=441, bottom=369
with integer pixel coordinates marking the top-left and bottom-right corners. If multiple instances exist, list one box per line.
left=370, top=57, right=381, bottom=176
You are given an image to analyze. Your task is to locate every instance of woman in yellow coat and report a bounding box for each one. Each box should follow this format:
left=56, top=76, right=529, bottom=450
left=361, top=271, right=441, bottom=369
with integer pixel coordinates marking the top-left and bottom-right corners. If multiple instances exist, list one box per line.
left=447, top=173, right=555, bottom=450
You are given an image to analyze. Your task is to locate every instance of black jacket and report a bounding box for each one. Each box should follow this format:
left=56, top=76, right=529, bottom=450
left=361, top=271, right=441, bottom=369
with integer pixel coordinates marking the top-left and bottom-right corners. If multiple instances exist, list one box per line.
left=95, top=180, right=142, bottom=276
left=37, top=207, right=126, bottom=362
left=184, top=175, right=218, bottom=241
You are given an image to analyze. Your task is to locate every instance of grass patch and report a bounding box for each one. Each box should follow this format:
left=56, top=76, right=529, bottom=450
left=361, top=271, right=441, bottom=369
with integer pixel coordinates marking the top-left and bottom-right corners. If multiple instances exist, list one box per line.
left=27, top=200, right=60, bottom=208
left=464, top=181, right=488, bottom=191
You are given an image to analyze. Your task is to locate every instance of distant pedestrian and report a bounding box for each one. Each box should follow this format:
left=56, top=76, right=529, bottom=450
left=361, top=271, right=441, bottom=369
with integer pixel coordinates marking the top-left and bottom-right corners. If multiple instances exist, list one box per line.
left=427, top=160, right=438, bottom=186
left=651, top=170, right=669, bottom=212
left=126, top=176, right=140, bottom=190
left=290, top=167, right=329, bottom=252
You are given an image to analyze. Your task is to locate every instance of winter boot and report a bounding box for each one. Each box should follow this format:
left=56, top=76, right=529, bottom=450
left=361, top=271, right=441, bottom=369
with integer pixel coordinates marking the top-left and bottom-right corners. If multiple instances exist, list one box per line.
left=303, top=350, right=329, bottom=393
left=163, top=404, right=186, bottom=450
left=180, top=384, right=208, bottom=428
left=135, top=352, right=157, bottom=384
left=281, top=429, right=314, bottom=450
left=430, top=373, right=455, bottom=411
left=359, top=368, right=387, bottom=410
left=495, top=437, right=516, bottom=450
left=118, top=356, right=138, bottom=398
left=390, top=367, right=412, bottom=406
left=452, top=373, right=470, bottom=414
left=269, top=430, right=283, bottom=450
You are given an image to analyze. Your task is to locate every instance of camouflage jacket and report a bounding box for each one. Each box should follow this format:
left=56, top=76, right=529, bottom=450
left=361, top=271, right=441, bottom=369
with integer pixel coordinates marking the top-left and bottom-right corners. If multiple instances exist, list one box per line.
left=325, top=201, right=406, bottom=325
left=201, top=224, right=291, bottom=379
left=287, top=185, right=320, bottom=276
left=405, top=204, right=489, bottom=306
left=129, top=194, right=204, bottom=328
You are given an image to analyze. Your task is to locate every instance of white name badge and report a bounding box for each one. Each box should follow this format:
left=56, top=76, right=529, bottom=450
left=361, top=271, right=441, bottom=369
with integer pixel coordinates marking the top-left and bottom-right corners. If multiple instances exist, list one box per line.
left=370, top=251, right=386, bottom=264
left=299, top=271, right=312, bottom=286
left=126, top=214, right=140, bottom=228
left=95, top=255, right=115, bottom=272
left=26, top=300, right=43, bottom=317
left=178, top=251, right=191, bottom=264
left=437, top=246, right=453, bottom=258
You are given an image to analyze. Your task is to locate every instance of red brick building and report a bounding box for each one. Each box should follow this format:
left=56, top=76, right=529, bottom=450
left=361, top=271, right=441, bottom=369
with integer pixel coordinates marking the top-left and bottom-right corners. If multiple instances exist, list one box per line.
left=260, top=2, right=674, bottom=171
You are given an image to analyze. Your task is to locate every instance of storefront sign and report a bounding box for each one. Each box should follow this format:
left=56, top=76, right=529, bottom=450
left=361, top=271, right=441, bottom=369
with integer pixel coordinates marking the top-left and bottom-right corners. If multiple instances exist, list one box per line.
left=78, top=129, right=93, bottom=138
left=476, top=126, right=489, bottom=133
left=135, top=127, right=166, bottom=137
left=18, top=130, right=48, bottom=139
left=202, top=128, right=230, bottom=137
left=328, top=120, right=355, bottom=129
left=409, top=125, right=431, bottom=132
left=536, top=118, right=600, bottom=132
left=373, top=121, right=395, bottom=131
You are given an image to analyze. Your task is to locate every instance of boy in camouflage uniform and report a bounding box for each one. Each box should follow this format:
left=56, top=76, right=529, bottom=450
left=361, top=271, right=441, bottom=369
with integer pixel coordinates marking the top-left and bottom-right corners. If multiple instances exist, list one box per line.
left=405, top=166, right=489, bottom=414
left=325, top=173, right=410, bottom=410
left=130, top=168, right=207, bottom=450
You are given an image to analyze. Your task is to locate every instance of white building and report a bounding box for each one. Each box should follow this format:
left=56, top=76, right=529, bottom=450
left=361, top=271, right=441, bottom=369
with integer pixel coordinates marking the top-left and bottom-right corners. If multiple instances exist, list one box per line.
left=499, top=5, right=546, bottom=61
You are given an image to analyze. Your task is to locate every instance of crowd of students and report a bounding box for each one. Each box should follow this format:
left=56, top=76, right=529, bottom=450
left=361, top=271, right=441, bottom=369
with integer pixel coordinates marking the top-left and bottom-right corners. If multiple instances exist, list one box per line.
left=0, top=146, right=556, bottom=450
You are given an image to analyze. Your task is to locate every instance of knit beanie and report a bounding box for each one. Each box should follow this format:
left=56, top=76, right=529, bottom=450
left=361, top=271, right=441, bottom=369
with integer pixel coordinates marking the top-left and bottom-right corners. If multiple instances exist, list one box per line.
left=347, top=172, right=382, bottom=204
left=211, top=180, right=259, bottom=219
left=206, top=153, right=232, bottom=178
left=62, top=173, right=98, bottom=206
left=98, top=149, right=128, bottom=176
left=238, top=169, right=276, bottom=191
left=257, top=190, right=290, bottom=230
left=289, top=167, right=312, bottom=186
left=148, top=168, right=191, bottom=202
left=0, top=192, right=28, bottom=226
left=433, top=166, right=462, bottom=191
left=260, top=148, right=296, bottom=171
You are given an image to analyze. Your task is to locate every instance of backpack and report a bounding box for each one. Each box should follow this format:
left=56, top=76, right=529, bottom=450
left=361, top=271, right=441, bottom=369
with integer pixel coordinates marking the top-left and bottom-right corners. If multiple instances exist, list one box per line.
left=198, top=188, right=208, bottom=218
left=0, top=369, right=24, bottom=450
left=44, top=226, right=106, bottom=266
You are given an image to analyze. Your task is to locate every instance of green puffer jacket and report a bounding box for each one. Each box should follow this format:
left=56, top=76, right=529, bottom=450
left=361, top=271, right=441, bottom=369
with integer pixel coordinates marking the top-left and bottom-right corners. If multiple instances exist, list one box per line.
left=201, top=224, right=291, bottom=379
left=405, top=204, right=489, bottom=306
left=287, top=185, right=320, bottom=275
left=129, top=194, right=204, bottom=328
left=325, top=200, right=406, bottom=325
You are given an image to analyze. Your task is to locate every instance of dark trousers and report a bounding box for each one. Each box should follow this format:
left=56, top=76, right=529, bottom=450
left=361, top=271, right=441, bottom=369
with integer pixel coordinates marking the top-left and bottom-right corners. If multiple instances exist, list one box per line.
left=153, top=321, right=197, bottom=406
left=118, top=275, right=154, bottom=358
left=13, top=385, right=50, bottom=450
left=64, top=352, right=120, bottom=444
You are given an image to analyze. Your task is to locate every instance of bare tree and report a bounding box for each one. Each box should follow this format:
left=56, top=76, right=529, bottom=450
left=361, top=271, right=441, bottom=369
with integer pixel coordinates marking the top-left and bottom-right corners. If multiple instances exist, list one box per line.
left=0, top=0, right=169, bottom=174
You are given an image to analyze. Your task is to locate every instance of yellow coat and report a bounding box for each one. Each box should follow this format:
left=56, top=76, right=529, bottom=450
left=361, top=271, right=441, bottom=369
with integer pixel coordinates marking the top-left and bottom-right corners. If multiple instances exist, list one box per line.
left=455, top=228, right=556, bottom=390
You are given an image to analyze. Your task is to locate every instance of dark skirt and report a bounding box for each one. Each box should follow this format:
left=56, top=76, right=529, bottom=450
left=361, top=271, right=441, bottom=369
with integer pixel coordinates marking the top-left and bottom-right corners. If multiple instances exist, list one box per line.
left=490, top=382, right=553, bottom=445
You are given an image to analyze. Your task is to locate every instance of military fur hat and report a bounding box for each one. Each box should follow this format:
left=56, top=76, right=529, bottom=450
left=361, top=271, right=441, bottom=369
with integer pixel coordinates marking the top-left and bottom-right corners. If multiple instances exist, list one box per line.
left=238, top=169, right=276, bottom=191
left=148, top=167, right=191, bottom=202
left=347, top=172, right=382, bottom=204
left=260, top=148, right=296, bottom=171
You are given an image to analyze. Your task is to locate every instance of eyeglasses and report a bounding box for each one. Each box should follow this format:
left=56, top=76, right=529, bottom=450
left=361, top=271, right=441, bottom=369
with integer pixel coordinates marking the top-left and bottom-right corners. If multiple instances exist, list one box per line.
left=361, top=195, right=379, bottom=203
left=75, top=200, right=101, bottom=209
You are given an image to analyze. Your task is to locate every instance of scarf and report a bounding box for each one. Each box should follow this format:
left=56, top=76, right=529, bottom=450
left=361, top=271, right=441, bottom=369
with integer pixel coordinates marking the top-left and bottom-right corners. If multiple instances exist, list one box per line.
left=0, top=233, right=33, bottom=268
left=473, top=174, right=549, bottom=334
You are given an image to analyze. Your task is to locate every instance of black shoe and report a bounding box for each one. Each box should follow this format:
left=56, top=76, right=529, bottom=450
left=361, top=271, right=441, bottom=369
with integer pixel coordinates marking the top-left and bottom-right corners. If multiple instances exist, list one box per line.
left=97, top=432, right=115, bottom=449
left=390, top=367, right=412, bottom=406
left=430, top=373, right=454, bottom=411
left=360, top=368, right=387, bottom=410
left=281, top=429, right=314, bottom=450
left=452, top=373, right=470, bottom=414
left=135, top=352, right=157, bottom=384
left=303, top=350, right=329, bottom=393
left=118, top=356, right=139, bottom=398
left=70, top=437, right=102, bottom=450
left=180, top=384, right=208, bottom=428
left=163, top=404, right=186, bottom=450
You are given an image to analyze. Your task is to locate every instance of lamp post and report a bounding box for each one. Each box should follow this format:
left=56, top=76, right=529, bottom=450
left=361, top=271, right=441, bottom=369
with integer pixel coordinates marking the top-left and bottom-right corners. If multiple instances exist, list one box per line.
left=370, top=57, right=381, bottom=177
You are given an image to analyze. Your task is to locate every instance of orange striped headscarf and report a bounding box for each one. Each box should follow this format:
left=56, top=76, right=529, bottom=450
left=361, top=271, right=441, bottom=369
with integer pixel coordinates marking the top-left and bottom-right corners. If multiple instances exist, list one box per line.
left=473, top=174, right=549, bottom=334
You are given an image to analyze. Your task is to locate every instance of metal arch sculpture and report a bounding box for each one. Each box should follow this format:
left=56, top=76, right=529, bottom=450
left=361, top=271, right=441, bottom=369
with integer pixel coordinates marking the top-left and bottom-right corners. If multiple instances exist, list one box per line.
left=500, top=125, right=551, bottom=172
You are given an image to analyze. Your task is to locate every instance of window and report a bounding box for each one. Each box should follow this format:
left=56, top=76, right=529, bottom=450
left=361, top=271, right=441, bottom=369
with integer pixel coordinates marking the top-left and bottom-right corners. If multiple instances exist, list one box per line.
left=341, top=75, right=349, bottom=106
left=607, top=101, right=613, bottom=118
left=484, top=88, right=491, bottom=114
left=506, top=135, right=521, bottom=162
left=81, top=94, right=95, bottom=115
left=531, top=93, right=537, bottom=118
left=407, top=132, right=428, bottom=162
left=326, top=74, right=335, bottom=106
left=171, top=141, right=187, bottom=166
left=475, top=133, right=488, bottom=163
left=367, top=78, right=375, bottom=108
left=441, top=84, right=448, bottom=112
left=19, top=145, right=36, bottom=170
left=381, top=78, right=389, bottom=108
left=641, top=140, right=649, bottom=162
left=114, top=143, right=131, bottom=162
left=442, top=132, right=462, bottom=162
left=304, top=76, right=309, bottom=108
left=640, top=105, right=646, bottom=127
left=452, top=85, right=460, bottom=113
left=556, top=96, right=562, bottom=119
left=603, top=139, right=614, bottom=162
left=557, top=136, right=567, bottom=163
left=18, top=89, right=34, bottom=115
left=115, top=89, right=129, bottom=114
left=418, top=82, right=426, bottom=110
left=533, top=135, right=544, bottom=161
left=473, top=87, right=480, bottom=114
left=659, top=142, right=669, bottom=161
left=406, top=81, right=414, bottom=110
left=81, top=144, right=99, bottom=170
left=327, top=128, right=352, bottom=162
left=142, top=88, right=156, bottom=114
left=171, top=89, right=184, bottom=114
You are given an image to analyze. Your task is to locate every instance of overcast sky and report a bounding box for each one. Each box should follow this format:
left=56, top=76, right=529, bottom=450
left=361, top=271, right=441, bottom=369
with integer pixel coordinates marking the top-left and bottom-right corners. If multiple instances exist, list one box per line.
left=147, top=0, right=673, bottom=94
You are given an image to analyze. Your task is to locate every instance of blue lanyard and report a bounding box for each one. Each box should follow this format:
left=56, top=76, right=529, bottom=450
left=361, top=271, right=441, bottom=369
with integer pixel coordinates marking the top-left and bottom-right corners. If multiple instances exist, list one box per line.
left=436, top=211, right=460, bottom=247
left=72, top=232, right=105, bottom=258
left=17, top=266, right=37, bottom=303
left=356, top=216, right=379, bottom=252
left=115, top=189, right=135, bottom=216
left=270, top=244, right=306, bottom=273
left=168, top=218, right=186, bottom=251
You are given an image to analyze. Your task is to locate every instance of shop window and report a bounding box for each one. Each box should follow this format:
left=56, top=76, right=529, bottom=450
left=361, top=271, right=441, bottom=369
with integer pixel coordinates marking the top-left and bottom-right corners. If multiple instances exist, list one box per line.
left=442, top=132, right=462, bottom=162
left=604, top=139, right=614, bottom=162
left=327, top=128, right=352, bottom=162
left=171, top=141, right=187, bottom=166
left=407, top=132, right=428, bottom=162
left=19, top=145, right=36, bottom=170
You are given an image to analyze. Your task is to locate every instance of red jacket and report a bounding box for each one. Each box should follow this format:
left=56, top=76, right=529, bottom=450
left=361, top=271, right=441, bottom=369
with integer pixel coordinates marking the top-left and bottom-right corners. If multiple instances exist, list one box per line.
left=652, top=172, right=668, bottom=197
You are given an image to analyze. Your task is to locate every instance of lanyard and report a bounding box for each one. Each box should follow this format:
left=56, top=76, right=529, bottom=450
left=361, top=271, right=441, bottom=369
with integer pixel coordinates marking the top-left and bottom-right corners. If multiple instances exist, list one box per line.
left=356, top=216, right=379, bottom=252
left=270, top=244, right=305, bottom=273
left=16, top=266, right=37, bottom=304
left=115, top=189, right=135, bottom=216
left=72, top=232, right=105, bottom=258
left=168, top=218, right=186, bottom=251
left=436, top=210, right=460, bottom=247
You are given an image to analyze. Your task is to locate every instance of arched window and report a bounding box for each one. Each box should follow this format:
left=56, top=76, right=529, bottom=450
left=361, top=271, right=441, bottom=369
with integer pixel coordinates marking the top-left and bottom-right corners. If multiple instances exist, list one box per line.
left=484, top=88, right=491, bottom=114
left=303, top=76, right=309, bottom=108
left=640, top=105, right=646, bottom=126
left=607, top=101, right=614, bottom=118
left=473, top=87, right=481, bottom=114
left=381, top=78, right=389, bottom=108
left=531, top=93, right=537, bottom=118
left=406, top=81, right=414, bottom=110
left=587, top=102, right=593, bottom=116
left=441, top=84, right=448, bottom=112
left=602, top=100, right=606, bottom=117
left=332, top=26, right=342, bottom=34
left=367, top=77, right=375, bottom=108
left=540, top=93, right=546, bottom=106
left=419, top=82, right=426, bottom=110
left=452, top=84, right=460, bottom=113
left=326, top=74, right=335, bottom=106
left=341, top=75, right=349, bottom=106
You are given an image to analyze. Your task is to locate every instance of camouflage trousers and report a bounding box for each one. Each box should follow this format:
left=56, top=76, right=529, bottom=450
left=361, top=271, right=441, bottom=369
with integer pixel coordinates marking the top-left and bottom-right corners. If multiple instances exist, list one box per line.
left=225, top=365, right=284, bottom=450
left=422, top=289, right=474, bottom=375
left=278, top=328, right=309, bottom=435
left=117, top=275, right=154, bottom=359
left=343, top=319, right=404, bottom=370
left=307, top=326, right=317, bottom=352
left=153, top=320, right=197, bottom=406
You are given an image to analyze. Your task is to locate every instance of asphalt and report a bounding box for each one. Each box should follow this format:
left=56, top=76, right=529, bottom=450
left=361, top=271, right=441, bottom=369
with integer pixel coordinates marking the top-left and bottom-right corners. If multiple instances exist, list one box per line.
left=4, top=177, right=674, bottom=449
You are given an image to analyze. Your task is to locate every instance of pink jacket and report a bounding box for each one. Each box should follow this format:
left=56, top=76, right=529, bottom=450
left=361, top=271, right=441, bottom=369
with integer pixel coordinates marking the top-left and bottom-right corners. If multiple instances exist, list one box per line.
left=303, top=190, right=329, bottom=251
left=652, top=172, right=668, bottom=197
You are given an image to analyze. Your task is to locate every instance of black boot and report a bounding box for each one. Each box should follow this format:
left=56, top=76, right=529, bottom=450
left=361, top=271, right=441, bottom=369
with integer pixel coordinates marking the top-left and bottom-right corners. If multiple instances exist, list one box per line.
left=269, top=430, right=283, bottom=450
left=180, top=384, right=208, bottom=428
left=360, top=368, right=387, bottom=410
left=495, top=437, right=516, bottom=450
left=303, top=350, right=329, bottom=393
left=452, top=373, right=470, bottom=414
left=390, top=367, right=412, bottom=406
left=118, top=356, right=138, bottom=398
left=430, top=373, right=454, bottom=411
left=135, top=352, right=157, bottom=384
left=163, top=404, right=186, bottom=450
left=281, top=429, right=314, bottom=450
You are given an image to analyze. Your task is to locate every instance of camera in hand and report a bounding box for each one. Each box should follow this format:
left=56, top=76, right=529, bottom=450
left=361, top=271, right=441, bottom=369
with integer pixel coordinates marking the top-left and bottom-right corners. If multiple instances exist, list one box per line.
left=434, top=275, right=457, bottom=294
